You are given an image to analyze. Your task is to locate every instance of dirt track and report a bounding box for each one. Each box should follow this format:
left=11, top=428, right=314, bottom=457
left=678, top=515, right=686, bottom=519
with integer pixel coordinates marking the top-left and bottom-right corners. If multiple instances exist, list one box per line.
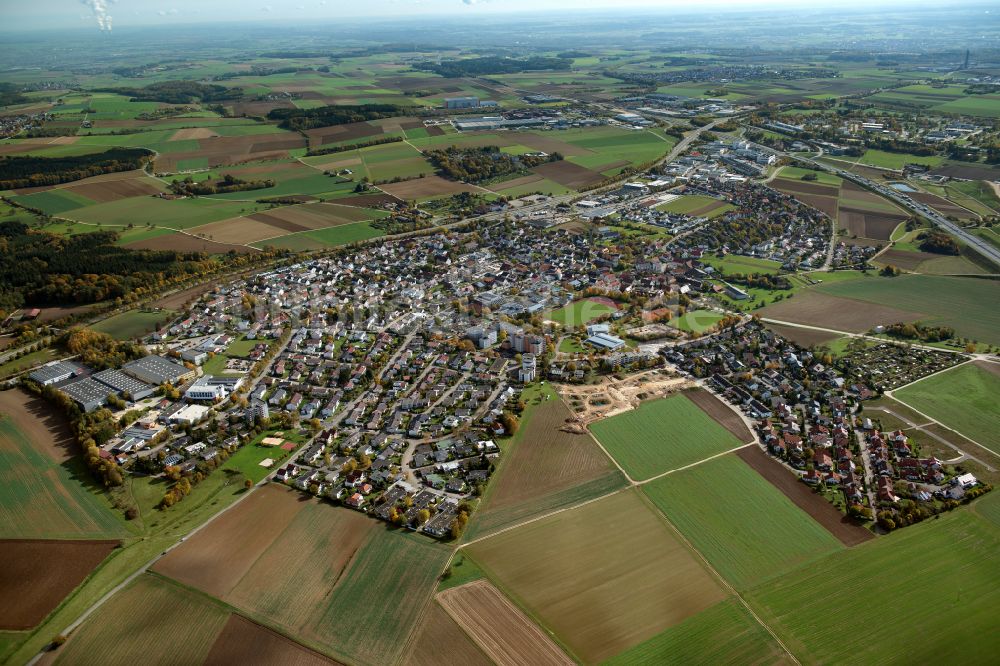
left=737, top=446, right=874, bottom=547
left=437, top=581, right=574, bottom=666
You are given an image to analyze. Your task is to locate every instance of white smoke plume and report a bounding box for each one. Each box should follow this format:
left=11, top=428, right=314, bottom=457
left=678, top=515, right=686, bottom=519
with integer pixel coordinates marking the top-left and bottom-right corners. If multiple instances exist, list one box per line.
left=81, top=0, right=113, bottom=31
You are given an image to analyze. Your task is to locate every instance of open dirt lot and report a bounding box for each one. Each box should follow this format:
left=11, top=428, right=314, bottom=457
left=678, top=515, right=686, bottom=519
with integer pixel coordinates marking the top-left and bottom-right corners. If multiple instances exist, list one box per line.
left=559, top=369, right=691, bottom=425
left=190, top=217, right=297, bottom=244
left=66, top=177, right=163, bottom=203
left=380, top=175, right=478, bottom=199
left=332, top=193, right=403, bottom=207
left=305, top=122, right=384, bottom=148
left=404, top=600, right=492, bottom=666
left=0, top=539, right=118, bottom=629
left=495, top=173, right=545, bottom=191
left=771, top=178, right=839, bottom=197
left=12, top=169, right=152, bottom=196
left=838, top=207, right=906, bottom=240
left=737, top=446, right=874, bottom=547
left=760, top=290, right=925, bottom=333
left=531, top=160, right=604, bottom=189
left=792, top=193, right=838, bottom=218
left=152, top=483, right=307, bottom=598
left=685, top=388, right=753, bottom=442
left=437, top=581, right=574, bottom=666
left=874, top=248, right=942, bottom=271
left=467, top=489, right=727, bottom=663
left=930, top=163, right=1000, bottom=180
left=204, top=615, right=340, bottom=666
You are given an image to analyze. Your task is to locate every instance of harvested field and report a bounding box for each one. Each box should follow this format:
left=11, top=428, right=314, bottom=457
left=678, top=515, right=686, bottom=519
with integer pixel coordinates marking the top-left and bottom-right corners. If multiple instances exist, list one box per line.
left=152, top=483, right=307, bottom=598
left=125, top=232, right=258, bottom=254
left=11, top=168, right=152, bottom=196
left=792, top=193, right=838, bottom=218
left=53, top=574, right=230, bottom=666
left=684, top=388, right=753, bottom=442
left=908, top=191, right=975, bottom=219
left=930, top=163, right=1000, bottom=180
left=770, top=178, right=839, bottom=197
left=688, top=199, right=732, bottom=217
left=763, top=322, right=839, bottom=347
left=467, top=489, right=727, bottom=664
left=425, top=125, right=445, bottom=137
left=404, top=600, right=491, bottom=666
left=736, top=446, right=873, bottom=547
left=205, top=615, right=340, bottom=666
left=494, top=173, right=545, bottom=191
left=0, top=539, right=118, bottom=630
left=380, top=175, right=478, bottom=199
left=468, top=389, right=626, bottom=538
left=171, top=127, right=220, bottom=141
left=66, top=177, right=163, bottom=203
left=531, top=160, right=603, bottom=189
left=759, top=290, right=925, bottom=333
left=505, top=131, right=593, bottom=157
left=226, top=503, right=375, bottom=634
left=191, top=217, right=300, bottom=243
left=437, top=581, right=573, bottom=666
left=838, top=207, right=906, bottom=240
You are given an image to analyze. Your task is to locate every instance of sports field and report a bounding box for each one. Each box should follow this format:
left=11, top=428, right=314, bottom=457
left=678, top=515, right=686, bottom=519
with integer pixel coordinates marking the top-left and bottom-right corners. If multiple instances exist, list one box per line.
left=544, top=297, right=617, bottom=327
left=467, top=489, right=727, bottom=664
left=589, top=391, right=746, bottom=481
left=642, top=454, right=844, bottom=590
left=746, top=508, right=1000, bottom=663
left=669, top=308, right=725, bottom=333
left=893, top=361, right=1000, bottom=455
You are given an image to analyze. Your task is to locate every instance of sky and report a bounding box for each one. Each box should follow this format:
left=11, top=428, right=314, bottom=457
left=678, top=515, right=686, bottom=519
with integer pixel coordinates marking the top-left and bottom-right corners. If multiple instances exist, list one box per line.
left=3, top=0, right=958, bottom=33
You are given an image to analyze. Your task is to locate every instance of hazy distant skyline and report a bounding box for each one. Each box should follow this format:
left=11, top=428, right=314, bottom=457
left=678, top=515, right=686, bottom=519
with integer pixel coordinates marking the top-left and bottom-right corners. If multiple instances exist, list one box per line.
left=5, top=0, right=988, bottom=33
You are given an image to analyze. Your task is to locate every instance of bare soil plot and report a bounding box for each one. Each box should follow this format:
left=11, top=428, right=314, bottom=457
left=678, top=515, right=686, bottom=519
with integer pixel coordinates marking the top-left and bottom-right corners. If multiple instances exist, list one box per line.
left=689, top=199, right=732, bottom=217
left=305, top=122, right=383, bottom=148
left=931, top=163, right=1000, bottom=180
left=125, top=232, right=257, bottom=254
left=874, top=248, right=941, bottom=271
left=171, top=127, right=220, bottom=141
left=12, top=168, right=151, bottom=195
left=380, top=175, right=478, bottom=199
left=792, top=193, right=838, bottom=218
left=531, top=160, right=604, bottom=189
left=908, top=191, right=975, bottom=219
left=65, top=177, right=163, bottom=203
left=736, top=446, right=873, bottom=547
left=685, top=388, right=753, bottom=442
left=152, top=483, right=307, bottom=598
left=205, top=615, right=340, bottom=666
left=0, top=389, right=76, bottom=462
left=231, top=100, right=296, bottom=117
left=763, top=322, right=839, bottom=347
left=560, top=370, right=691, bottom=425
left=191, top=217, right=299, bottom=244
left=310, top=156, right=363, bottom=171
left=495, top=173, right=546, bottom=191
left=838, top=207, right=907, bottom=240
left=404, top=600, right=492, bottom=666
left=425, top=125, right=445, bottom=137
left=0, top=539, right=118, bottom=630
left=437, top=581, right=574, bottom=666
left=760, top=290, right=925, bottom=332
left=770, top=178, right=839, bottom=197
left=0, top=142, right=52, bottom=156
left=467, top=489, right=727, bottom=664
left=156, top=134, right=307, bottom=171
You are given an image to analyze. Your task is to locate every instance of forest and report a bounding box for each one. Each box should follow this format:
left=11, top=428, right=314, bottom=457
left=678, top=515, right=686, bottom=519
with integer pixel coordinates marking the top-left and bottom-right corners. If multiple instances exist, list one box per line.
left=425, top=146, right=560, bottom=184
left=168, top=174, right=275, bottom=196
left=96, top=81, right=242, bottom=104
left=414, top=56, right=572, bottom=78
left=0, top=148, right=153, bottom=189
left=267, top=103, right=411, bottom=130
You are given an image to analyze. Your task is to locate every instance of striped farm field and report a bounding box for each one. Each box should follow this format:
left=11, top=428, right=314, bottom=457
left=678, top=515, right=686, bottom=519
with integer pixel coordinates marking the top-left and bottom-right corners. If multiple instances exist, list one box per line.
left=589, top=391, right=745, bottom=481
left=642, top=454, right=844, bottom=590
left=466, top=489, right=727, bottom=664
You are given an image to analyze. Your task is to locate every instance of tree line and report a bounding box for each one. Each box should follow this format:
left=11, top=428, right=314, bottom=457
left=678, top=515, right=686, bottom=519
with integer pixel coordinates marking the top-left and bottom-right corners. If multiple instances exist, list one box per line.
left=95, top=81, right=242, bottom=104
left=425, top=146, right=560, bottom=184
left=169, top=174, right=275, bottom=196
left=267, top=104, right=411, bottom=131
left=414, top=56, right=571, bottom=78
left=0, top=148, right=153, bottom=189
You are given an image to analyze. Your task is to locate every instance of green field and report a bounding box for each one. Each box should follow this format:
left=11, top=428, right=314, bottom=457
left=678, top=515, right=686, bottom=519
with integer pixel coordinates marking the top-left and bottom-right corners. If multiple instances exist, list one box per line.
left=857, top=149, right=943, bottom=170
left=669, top=309, right=724, bottom=333
left=64, top=196, right=267, bottom=230
left=253, top=221, right=385, bottom=250
left=746, top=507, right=1000, bottom=662
left=545, top=298, right=616, bottom=327
left=603, top=598, right=789, bottom=666
left=590, top=392, right=744, bottom=481
left=816, top=274, right=1000, bottom=347
left=642, top=455, right=843, bottom=590
left=702, top=254, right=784, bottom=275
left=0, top=411, right=125, bottom=540
left=311, top=530, right=450, bottom=665
left=776, top=165, right=843, bottom=186
left=893, top=362, right=1000, bottom=454
left=89, top=309, right=175, bottom=340
left=655, top=194, right=722, bottom=215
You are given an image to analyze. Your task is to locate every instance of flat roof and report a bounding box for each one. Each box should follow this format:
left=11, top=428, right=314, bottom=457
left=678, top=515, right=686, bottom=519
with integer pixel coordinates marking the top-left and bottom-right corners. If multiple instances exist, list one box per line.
left=122, top=355, right=191, bottom=385
left=61, top=377, right=110, bottom=406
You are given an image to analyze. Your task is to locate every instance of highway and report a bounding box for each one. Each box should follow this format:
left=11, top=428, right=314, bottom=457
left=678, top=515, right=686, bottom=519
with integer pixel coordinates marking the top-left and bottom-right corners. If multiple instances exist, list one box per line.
left=793, top=155, right=1000, bottom=268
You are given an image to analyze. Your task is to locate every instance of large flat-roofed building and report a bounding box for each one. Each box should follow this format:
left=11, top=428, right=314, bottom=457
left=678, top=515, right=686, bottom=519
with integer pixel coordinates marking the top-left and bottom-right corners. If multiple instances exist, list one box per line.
left=60, top=377, right=111, bottom=412
left=93, top=368, right=156, bottom=401
left=444, top=96, right=480, bottom=109
left=585, top=332, right=626, bottom=351
left=122, top=355, right=194, bottom=387
left=29, top=360, right=83, bottom=386
left=185, top=375, right=244, bottom=401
